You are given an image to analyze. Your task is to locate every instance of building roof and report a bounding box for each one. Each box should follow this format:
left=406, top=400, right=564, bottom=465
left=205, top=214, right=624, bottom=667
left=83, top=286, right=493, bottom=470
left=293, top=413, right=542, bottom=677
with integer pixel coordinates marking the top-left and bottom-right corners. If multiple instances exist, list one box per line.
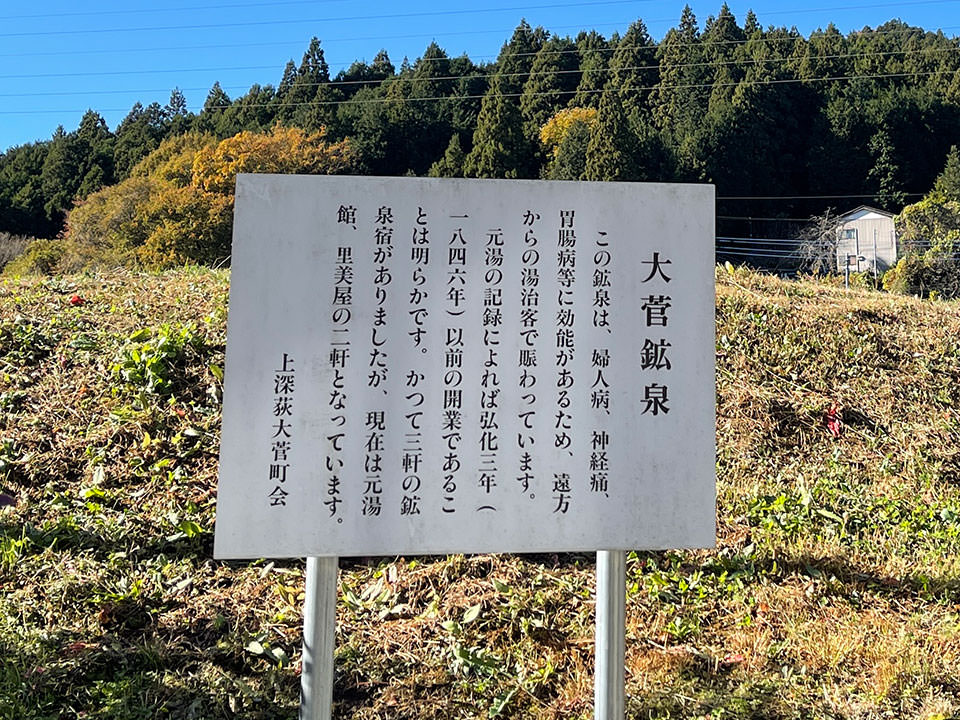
left=839, top=205, right=896, bottom=221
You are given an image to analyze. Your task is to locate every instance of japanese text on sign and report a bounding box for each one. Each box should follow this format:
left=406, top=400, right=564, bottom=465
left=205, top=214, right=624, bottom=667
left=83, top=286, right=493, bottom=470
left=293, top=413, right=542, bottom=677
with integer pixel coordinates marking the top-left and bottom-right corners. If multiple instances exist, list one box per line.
left=215, top=176, right=715, bottom=559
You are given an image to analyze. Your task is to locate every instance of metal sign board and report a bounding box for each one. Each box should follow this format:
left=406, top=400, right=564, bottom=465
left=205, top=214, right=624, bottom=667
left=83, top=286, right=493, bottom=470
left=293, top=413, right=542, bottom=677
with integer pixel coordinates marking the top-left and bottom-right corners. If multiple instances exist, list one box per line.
left=214, top=175, right=715, bottom=558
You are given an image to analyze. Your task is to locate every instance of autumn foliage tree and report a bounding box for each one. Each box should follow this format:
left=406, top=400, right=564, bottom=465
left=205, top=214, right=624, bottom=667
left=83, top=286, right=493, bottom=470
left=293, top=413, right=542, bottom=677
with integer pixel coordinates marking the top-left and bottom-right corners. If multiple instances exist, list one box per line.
left=53, top=126, right=354, bottom=271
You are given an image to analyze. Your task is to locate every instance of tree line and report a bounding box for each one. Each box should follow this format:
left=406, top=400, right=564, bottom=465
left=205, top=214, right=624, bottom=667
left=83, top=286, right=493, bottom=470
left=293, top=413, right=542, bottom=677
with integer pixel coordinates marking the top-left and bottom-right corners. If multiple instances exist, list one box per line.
left=2, top=3, right=960, bottom=246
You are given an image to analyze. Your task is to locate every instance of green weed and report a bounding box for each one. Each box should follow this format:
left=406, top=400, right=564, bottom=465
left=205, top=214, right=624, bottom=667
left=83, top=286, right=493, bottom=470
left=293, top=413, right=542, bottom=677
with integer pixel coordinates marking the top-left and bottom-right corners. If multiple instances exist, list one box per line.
left=111, top=324, right=205, bottom=397
left=0, top=318, right=56, bottom=366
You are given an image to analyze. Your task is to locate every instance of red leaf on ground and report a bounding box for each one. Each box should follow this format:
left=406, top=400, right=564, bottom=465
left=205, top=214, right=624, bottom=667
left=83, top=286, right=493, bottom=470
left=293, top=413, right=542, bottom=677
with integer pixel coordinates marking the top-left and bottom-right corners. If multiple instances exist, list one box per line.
left=721, top=653, right=746, bottom=667
left=824, top=404, right=842, bottom=438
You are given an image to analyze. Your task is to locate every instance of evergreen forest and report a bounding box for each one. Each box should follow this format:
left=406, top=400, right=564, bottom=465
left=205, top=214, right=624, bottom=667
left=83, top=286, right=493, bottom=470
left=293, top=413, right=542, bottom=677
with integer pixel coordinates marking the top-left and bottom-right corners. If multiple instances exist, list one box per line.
left=2, top=4, right=960, bottom=261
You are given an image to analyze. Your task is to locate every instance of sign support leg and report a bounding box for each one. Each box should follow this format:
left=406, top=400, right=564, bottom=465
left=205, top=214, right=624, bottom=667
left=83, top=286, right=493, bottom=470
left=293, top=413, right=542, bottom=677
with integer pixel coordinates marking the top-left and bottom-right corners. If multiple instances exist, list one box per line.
left=300, top=556, right=338, bottom=720
left=595, top=549, right=626, bottom=720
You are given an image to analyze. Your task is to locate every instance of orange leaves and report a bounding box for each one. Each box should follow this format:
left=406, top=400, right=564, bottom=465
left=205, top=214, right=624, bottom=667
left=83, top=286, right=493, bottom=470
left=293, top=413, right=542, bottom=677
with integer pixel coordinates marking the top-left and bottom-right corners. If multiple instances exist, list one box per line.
left=191, top=126, right=356, bottom=195
left=64, top=126, right=355, bottom=270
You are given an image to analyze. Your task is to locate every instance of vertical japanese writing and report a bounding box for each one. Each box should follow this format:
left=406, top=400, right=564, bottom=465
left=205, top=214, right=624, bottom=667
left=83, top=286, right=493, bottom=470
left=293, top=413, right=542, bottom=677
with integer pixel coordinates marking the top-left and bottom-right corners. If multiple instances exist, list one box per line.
left=363, top=410, right=384, bottom=518
left=363, top=205, right=394, bottom=518
left=401, top=207, right=430, bottom=516
left=553, top=209, right=576, bottom=514
left=478, top=227, right=504, bottom=511
left=326, top=245, right=353, bottom=518
left=268, top=352, right=295, bottom=507
left=590, top=232, right=611, bottom=496
left=640, top=251, right=673, bottom=417
left=402, top=371, right=424, bottom=516
left=443, top=222, right=467, bottom=513
left=409, top=207, right=430, bottom=348
left=517, top=210, right=541, bottom=497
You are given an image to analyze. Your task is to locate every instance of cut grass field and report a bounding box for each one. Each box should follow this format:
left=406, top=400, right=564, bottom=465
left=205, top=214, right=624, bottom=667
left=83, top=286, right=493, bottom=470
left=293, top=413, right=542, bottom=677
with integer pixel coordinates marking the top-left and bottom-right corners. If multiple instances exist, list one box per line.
left=1, top=265, right=960, bottom=719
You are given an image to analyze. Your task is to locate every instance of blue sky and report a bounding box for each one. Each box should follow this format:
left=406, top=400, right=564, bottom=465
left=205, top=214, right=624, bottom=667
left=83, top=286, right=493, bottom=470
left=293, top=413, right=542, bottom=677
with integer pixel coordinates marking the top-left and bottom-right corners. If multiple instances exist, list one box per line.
left=1, top=0, right=958, bottom=152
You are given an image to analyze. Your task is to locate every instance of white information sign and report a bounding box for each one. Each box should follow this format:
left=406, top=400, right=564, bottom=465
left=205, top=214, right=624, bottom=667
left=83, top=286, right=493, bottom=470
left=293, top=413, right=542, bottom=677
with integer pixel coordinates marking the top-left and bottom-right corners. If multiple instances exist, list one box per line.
left=214, top=175, right=715, bottom=559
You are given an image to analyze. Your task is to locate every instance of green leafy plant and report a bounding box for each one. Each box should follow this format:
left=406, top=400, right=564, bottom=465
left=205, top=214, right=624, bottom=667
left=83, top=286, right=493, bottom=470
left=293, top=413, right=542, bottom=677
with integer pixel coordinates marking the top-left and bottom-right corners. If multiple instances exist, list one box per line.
left=0, top=438, right=17, bottom=482
left=0, top=318, right=56, bottom=366
left=111, top=324, right=204, bottom=396
left=0, top=535, right=27, bottom=572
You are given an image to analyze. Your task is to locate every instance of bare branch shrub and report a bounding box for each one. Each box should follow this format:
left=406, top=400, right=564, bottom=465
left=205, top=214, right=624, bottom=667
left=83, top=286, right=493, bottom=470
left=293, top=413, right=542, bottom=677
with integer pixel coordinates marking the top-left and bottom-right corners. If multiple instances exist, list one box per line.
left=0, top=233, right=33, bottom=270
left=797, top=209, right=842, bottom=275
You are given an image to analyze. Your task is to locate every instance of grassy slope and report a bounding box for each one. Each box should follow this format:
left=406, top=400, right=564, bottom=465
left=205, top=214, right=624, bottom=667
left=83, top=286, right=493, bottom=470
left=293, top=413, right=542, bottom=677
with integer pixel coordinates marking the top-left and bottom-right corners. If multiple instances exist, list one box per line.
left=1, top=266, right=959, bottom=720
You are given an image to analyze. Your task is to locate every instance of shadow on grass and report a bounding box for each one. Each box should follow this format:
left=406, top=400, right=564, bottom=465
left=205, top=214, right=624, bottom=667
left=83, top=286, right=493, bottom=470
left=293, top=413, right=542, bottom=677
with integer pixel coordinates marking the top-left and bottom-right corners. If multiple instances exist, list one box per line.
left=630, top=547, right=960, bottom=605
left=630, top=676, right=782, bottom=720
left=0, top=617, right=299, bottom=720
left=0, top=514, right=215, bottom=566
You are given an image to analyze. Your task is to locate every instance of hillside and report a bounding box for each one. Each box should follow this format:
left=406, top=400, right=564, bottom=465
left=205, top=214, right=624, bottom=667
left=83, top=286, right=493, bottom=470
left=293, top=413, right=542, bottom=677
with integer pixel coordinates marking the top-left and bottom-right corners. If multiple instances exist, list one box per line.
left=4, top=14, right=960, bottom=244
left=2, top=266, right=960, bottom=719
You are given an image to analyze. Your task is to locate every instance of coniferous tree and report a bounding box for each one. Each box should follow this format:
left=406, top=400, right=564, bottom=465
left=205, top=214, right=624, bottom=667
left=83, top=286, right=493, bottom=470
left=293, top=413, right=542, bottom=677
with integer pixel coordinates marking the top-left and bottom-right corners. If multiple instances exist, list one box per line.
left=195, top=82, right=232, bottom=134
left=40, top=111, right=115, bottom=223
left=275, top=60, right=297, bottom=105
left=335, top=51, right=395, bottom=102
left=869, top=128, right=907, bottom=209
left=114, top=102, right=167, bottom=179
left=166, top=88, right=188, bottom=118
left=382, top=42, right=456, bottom=175
left=165, top=88, right=192, bottom=135
left=584, top=82, right=638, bottom=181
left=464, top=22, right=545, bottom=178
left=547, top=119, right=591, bottom=180
left=934, top=145, right=960, bottom=201
left=497, top=20, right=546, bottom=93
left=428, top=133, right=467, bottom=177
left=571, top=30, right=609, bottom=107
left=608, top=19, right=658, bottom=123
left=217, top=84, right=277, bottom=136
left=651, top=5, right=709, bottom=177
left=280, top=38, right=335, bottom=130
left=0, top=142, right=52, bottom=236
left=519, top=35, right=580, bottom=142
left=338, top=85, right=391, bottom=174
left=449, top=57, right=488, bottom=139
left=701, top=3, right=746, bottom=111
left=77, top=110, right=115, bottom=188
left=329, top=51, right=396, bottom=141
left=463, top=73, right=530, bottom=178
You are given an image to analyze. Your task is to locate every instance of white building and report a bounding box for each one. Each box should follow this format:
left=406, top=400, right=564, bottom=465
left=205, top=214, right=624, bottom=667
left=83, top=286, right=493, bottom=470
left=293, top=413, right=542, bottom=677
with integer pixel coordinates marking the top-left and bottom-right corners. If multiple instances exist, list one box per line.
left=835, top=205, right=898, bottom=274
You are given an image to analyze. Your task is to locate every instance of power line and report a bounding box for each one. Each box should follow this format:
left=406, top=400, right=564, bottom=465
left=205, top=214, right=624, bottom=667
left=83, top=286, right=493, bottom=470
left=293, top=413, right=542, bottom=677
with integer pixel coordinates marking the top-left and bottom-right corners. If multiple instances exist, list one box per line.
left=718, top=215, right=826, bottom=221
left=2, top=66, right=955, bottom=116
left=0, top=0, right=647, bottom=39
left=1, top=10, right=955, bottom=61
left=0, top=18, right=637, bottom=64
left=4, top=42, right=957, bottom=96
left=717, top=237, right=805, bottom=245
left=2, top=17, right=955, bottom=66
left=0, top=0, right=951, bottom=24
left=716, top=249, right=804, bottom=258
left=718, top=191, right=925, bottom=200
left=0, top=0, right=349, bottom=22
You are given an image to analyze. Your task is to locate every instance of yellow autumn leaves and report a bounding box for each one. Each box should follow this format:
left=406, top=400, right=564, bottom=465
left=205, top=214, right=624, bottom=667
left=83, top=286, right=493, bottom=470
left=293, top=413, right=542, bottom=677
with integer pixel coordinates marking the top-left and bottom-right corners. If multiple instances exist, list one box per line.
left=61, top=127, right=354, bottom=271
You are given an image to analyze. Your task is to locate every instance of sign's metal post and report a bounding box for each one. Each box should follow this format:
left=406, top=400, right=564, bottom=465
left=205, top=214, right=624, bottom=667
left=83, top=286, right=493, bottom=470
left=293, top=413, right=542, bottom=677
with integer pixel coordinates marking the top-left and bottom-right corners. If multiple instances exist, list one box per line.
left=300, top=556, right=338, bottom=720
left=595, top=549, right=626, bottom=719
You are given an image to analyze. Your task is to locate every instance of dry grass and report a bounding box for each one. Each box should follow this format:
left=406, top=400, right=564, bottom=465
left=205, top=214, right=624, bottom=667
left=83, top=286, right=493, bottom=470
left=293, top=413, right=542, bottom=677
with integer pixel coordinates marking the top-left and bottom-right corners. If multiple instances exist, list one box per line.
left=0, top=233, right=32, bottom=271
left=1, top=265, right=960, bottom=719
